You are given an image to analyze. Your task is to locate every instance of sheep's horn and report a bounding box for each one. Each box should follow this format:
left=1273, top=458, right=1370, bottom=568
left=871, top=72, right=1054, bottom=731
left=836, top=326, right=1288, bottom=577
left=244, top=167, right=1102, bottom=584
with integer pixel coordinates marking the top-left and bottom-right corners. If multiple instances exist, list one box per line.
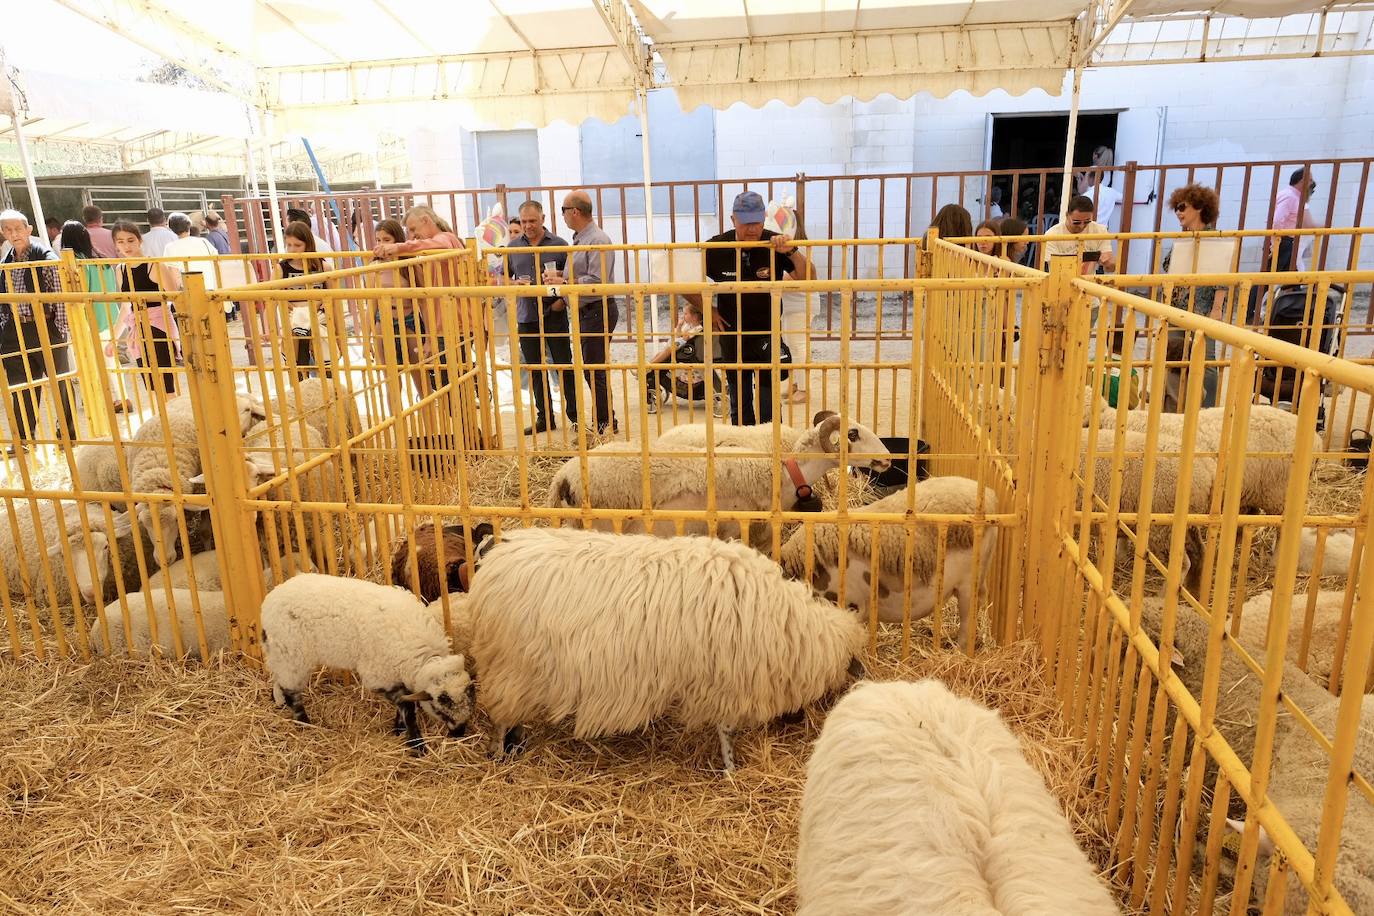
left=399, top=691, right=432, bottom=703
left=818, top=415, right=843, bottom=453
left=812, top=409, right=837, bottom=427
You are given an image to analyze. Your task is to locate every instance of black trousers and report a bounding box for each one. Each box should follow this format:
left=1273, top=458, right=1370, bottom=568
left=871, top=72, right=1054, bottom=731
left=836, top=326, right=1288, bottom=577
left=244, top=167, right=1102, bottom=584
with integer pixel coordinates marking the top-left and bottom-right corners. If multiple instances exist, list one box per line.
left=138, top=326, right=178, bottom=394
left=1, top=316, right=76, bottom=442
left=517, top=319, right=569, bottom=427
left=563, top=302, right=618, bottom=432
left=1246, top=236, right=1296, bottom=325
left=719, top=332, right=774, bottom=426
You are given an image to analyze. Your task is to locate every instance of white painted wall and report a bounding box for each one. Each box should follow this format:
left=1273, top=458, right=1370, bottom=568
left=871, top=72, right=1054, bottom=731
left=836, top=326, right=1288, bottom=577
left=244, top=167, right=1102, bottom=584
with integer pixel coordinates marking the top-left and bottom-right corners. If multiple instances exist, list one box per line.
left=407, top=55, right=1374, bottom=272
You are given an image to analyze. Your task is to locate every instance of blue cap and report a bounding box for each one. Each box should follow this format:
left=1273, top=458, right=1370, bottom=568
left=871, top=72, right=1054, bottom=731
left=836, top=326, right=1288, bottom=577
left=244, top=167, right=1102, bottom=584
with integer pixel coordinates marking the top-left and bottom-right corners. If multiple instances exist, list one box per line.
left=731, top=191, right=766, bottom=224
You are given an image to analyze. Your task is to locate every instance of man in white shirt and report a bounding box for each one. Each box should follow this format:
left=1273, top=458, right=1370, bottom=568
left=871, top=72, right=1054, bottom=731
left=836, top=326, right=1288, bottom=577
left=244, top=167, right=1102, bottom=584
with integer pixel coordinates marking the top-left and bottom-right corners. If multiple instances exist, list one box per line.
left=162, top=212, right=220, bottom=288
left=142, top=207, right=178, bottom=258
left=1042, top=195, right=1116, bottom=271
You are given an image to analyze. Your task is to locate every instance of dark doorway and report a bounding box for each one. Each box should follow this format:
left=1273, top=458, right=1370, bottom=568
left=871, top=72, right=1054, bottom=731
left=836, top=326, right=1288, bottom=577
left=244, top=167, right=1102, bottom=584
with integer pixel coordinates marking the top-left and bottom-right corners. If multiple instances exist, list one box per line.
left=988, top=112, right=1119, bottom=230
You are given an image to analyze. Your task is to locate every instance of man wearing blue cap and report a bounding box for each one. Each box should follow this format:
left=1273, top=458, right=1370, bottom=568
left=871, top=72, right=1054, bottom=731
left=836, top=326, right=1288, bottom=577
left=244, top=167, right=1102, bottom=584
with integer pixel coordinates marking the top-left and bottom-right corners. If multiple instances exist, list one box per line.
left=684, top=190, right=802, bottom=425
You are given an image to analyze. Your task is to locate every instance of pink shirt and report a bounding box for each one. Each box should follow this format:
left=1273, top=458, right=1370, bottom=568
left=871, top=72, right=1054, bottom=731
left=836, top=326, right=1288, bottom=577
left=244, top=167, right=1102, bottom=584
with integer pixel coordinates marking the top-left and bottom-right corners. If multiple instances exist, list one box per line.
left=87, top=225, right=117, bottom=258
left=392, top=232, right=464, bottom=334
left=1271, top=185, right=1316, bottom=231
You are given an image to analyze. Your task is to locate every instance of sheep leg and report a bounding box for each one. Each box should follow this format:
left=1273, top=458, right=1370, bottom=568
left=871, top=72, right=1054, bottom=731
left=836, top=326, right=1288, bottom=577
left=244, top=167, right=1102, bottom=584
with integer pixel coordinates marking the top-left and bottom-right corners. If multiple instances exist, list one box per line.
left=279, top=686, right=310, bottom=724
left=488, top=723, right=528, bottom=759
left=717, top=724, right=738, bottom=773
left=778, top=708, right=807, bottom=725
left=954, top=583, right=975, bottom=652
left=396, top=699, right=426, bottom=755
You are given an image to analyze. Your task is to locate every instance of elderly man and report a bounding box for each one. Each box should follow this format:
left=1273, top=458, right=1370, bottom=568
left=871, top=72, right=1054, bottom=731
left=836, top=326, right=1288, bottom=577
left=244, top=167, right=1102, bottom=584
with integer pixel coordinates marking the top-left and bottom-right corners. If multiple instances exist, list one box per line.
left=83, top=205, right=117, bottom=258
left=1042, top=195, right=1116, bottom=271
left=542, top=190, right=618, bottom=434
left=684, top=190, right=804, bottom=426
left=202, top=211, right=232, bottom=255
left=503, top=201, right=571, bottom=436
left=0, top=210, right=75, bottom=452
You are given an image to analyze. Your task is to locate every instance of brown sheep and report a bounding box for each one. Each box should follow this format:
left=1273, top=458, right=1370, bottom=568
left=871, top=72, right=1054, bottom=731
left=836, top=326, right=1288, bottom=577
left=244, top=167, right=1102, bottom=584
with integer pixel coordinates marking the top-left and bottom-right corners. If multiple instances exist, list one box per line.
left=389, top=522, right=494, bottom=602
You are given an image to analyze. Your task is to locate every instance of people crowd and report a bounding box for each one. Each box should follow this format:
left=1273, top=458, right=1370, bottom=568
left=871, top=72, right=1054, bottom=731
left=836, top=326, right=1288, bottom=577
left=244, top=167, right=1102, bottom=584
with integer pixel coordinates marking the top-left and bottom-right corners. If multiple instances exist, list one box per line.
left=0, top=165, right=1330, bottom=453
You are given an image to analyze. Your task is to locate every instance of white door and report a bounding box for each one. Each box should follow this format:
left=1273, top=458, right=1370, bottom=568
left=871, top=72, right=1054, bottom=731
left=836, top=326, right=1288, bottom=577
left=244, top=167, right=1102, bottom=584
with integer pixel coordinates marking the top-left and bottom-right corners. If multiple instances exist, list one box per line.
left=1114, top=106, right=1167, bottom=272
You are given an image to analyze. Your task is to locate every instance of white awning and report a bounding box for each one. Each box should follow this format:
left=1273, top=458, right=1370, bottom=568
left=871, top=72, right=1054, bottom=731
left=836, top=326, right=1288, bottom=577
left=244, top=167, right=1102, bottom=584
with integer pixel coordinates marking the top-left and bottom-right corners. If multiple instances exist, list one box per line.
left=635, top=0, right=1079, bottom=109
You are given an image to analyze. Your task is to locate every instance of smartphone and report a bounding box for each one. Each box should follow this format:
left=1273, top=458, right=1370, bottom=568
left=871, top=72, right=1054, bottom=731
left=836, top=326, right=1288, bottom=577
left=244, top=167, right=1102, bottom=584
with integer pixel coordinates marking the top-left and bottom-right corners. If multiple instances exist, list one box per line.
left=1082, top=250, right=1102, bottom=263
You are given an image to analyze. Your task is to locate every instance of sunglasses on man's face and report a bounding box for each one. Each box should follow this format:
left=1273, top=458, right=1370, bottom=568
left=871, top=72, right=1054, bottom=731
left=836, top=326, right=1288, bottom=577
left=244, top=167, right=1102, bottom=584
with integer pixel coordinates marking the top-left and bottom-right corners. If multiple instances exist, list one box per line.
left=560, top=206, right=577, bottom=213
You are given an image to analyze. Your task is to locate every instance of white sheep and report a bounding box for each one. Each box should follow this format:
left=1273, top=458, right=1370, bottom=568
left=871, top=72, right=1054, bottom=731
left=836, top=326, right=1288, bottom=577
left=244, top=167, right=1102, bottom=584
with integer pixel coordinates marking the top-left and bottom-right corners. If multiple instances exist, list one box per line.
left=260, top=573, right=475, bottom=754
left=652, top=421, right=802, bottom=451
left=145, top=549, right=224, bottom=592
left=129, top=393, right=266, bottom=566
left=779, top=476, right=998, bottom=648
left=1097, top=404, right=1316, bottom=514
left=1079, top=427, right=1216, bottom=586
left=546, top=411, right=890, bottom=548
left=796, top=679, right=1119, bottom=915
left=237, top=418, right=341, bottom=564
left=90, top=588, right=231, bottom=660
left=466, top=527, right=866, bottom=770
left=1298, top=527, right=1357, bottom=578
left=72, top=442, right=130, bottom=507
left=57, top=499, right=216, bottom=608
left=2, top=499, right=84, bottom=605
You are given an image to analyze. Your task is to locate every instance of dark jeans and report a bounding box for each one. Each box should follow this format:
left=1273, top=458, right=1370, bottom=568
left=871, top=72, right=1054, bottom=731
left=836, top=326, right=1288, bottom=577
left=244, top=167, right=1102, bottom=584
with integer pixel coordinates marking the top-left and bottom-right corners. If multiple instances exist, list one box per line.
left=517, top=319, right=562, bottom=427
left=569, top=301, right=619, bottom=432
left=1246, top=236, right=1296, bottom=325
left=1, top=316, right=76, bottom=442
left=719, top=332, right=774, bottom=426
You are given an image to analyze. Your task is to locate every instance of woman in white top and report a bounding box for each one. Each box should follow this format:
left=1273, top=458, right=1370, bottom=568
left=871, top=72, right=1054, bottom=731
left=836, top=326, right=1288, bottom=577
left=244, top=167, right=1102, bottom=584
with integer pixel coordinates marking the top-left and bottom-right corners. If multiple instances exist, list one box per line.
left=779, top=224, right=816, bottom=405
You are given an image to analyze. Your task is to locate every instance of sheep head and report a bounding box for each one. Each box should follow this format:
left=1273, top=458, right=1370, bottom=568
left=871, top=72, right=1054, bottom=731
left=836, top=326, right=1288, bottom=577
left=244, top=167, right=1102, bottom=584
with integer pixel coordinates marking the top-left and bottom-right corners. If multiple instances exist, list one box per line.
left=408, top=655, right=475, bottom=738
left=136, top=502, right=183, bottom=570
left=811, top=411, right=891, bottom=472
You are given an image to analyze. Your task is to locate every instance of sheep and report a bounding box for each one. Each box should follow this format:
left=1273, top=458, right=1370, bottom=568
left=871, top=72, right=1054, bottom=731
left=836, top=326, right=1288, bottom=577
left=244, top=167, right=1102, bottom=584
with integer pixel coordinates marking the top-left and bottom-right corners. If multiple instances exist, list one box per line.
left=1149, top=588, right=1374, bottom=911
left=89, top=588, right=231, bottom=660
left=260, top=573, right=475, bottom=754
left=1238, top=694, right=1374, bottom=914
left=779, top=476, right=998, bottom=648
left=1078, top=427, right=1216, bottom=587
left=796, top=679, right=1120, bottom=915
left=238, top=418, right=341, bottom=564
left=466, top=527, right=866, bottom=770
left=145, top=549, right=224, bottom=592
left=1097, top=405, right=1317, bottom=514
left=129, top=393, right=266, bottom=567
left=388, top=521, right=495, bottom=602
left=652, top=421, right=802, bottom=451
left=1233, top=587, right=1364, bottom=692
left=267, top=376, right=362, bottom=450
left=3, top=499, right=84, bottom=605
left=1298, top=527, right=1357, bottom=578
left=57, top=500, right=216, bottom=608
left=546, top=411, right=891, bottom=548
left=72, top=442, right=130, bottom=507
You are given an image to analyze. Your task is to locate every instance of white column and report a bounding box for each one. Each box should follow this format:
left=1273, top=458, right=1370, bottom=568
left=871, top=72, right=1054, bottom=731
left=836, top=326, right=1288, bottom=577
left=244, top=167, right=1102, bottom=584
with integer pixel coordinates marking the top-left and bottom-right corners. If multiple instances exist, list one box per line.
left=638, top=87, right=660, bottom=337
left=1059, top=63, right=1084, bottom=223
left=244, top=139, right=261, bottom=198
left=259, top=109, right=285, bottom=254
left=10, top=113, right=45, bottom=234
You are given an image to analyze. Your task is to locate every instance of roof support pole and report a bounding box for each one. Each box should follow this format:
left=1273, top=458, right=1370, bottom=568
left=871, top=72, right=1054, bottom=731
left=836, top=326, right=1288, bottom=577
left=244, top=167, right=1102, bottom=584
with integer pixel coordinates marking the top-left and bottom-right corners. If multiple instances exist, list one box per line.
left=638, top=87, right=660, bottom=338
left=1058, top=61, right=1083, bottom=222
left=244, top=139, right=261, bottom=198
left=9, top=113, right=46, bottom=234
left=258, top=109, right=285, bottom=254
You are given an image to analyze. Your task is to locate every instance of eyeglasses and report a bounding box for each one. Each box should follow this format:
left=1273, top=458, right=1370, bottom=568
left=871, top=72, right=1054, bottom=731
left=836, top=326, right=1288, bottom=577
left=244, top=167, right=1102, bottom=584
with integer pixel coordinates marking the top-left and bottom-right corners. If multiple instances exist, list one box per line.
left=1174, top=203, right=1188, bottom=213
left=560, top=206, right=578, bottom=213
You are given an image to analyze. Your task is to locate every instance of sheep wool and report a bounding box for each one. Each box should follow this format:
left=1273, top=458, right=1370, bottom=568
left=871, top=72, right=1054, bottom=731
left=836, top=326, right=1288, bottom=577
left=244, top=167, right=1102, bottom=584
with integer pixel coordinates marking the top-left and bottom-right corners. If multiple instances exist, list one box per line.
left=797, top=679, right=1119, bottom=916
left=1097, top=405, right=1316, bottom=514
left=653, top=422, right=802, bottom=452
left=779, top=476, right=998, bottom=645
left=3, top=499, right=82, bottom=604
left=91, top=588, right=230, bottom=660
left=467, top=527, right=865, bottom=768
left=389, top=521, right=494, bottom=602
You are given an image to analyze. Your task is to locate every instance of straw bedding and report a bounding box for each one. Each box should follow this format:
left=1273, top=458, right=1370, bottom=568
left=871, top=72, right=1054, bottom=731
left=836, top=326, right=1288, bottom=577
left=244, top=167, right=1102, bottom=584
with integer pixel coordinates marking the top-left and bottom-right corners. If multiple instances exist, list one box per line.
left=0, top=637, right=1125, bottom=915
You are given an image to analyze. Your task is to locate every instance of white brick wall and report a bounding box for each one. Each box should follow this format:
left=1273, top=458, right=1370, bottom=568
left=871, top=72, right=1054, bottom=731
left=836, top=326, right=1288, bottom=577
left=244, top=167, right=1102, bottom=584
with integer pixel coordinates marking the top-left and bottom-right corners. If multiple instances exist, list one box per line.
left=406, top=56, right=1373, bottom=271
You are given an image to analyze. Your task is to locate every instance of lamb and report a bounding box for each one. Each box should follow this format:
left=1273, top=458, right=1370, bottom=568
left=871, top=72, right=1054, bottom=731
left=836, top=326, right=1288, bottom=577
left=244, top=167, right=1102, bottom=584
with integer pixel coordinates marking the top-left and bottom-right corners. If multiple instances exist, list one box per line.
left=1096, top=405, right=1317, bottom=514
left=238, top=418, right=341, bottom=563
left=72, top=442, right=131, bottom=507
left=466, top=527, right=866, bottom=770
left=3, top=499, right=84, bottom=605
left=267, top=376, right=362, bottom=450
left=388, top=521, right=494, bottom=601
left=1233, top=587, right=1363, bottom=692
left=260, top=573, right=475, bottom=754
left=546, top=411, right=890, bottom=548
left=796, top=679, right=1120, bottom=915
left=57, top=501, right=216, bottom=607
left=1078, top=427, right=1216, bottom=586
left=129, top=393, right=266, bottom=566
left=145, top=549, right=224, bottom=592
left=779, top=476, right=998, bottom=648
left=90, top=588, right=231, bottom=660
left=652, top=421, right=802, bottom=451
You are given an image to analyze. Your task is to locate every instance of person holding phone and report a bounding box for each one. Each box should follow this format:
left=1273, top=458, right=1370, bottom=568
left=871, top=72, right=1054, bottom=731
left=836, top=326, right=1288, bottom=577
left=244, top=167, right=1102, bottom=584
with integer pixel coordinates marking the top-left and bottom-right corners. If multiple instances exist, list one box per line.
left=1042, top=195, right=1115, bottom=273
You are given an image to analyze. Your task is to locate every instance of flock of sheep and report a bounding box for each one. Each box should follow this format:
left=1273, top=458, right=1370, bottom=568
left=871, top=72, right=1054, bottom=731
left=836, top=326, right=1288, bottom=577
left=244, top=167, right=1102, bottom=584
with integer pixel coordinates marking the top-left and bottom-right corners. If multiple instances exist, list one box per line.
left=9, top=372, right=1368, bottom=912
